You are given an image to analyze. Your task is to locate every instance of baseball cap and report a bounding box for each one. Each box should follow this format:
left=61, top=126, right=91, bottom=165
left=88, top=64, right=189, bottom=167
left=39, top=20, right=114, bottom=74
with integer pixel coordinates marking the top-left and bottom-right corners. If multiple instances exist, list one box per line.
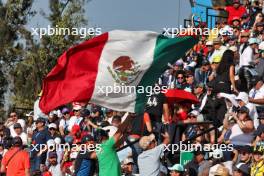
left=206, top=41, right=213, bottom=46
left=139, top=134, right=156, bottom=150
left=61, top=107, right=70, bottom=114
left=13, top=123, right=22, bottom=129
left=235, top=92, right=249, bottom=104
left=233, top=0, right=240, bottom=3
left=105, top=108, right=113, bottom=113
left=234, top=163, right=250, bottom=175
left=229, top=46, right=238, bottom=52
left=213, top=38, right=222, bottom=44
left=70, top=151, right=78, bottom=159
left=12, top=136, right=22, bottom=146
left=36, top=117, right=46, bottom=124
left=168, top=164, right=185, bottom=172
left=236, top=145, right=252, bottom=153
left=240, top=30, right=250, bottom=37
left=175, top=60, right=184, bottom=66
left=123, top=158, right=134, bottom=165
left=188, top=110, right=200, bottom=117
left=48, top=123, right=57, bottom=129
left=73, top=105, right=82, bottom=111
left=81, top=134, right=94, bottom=144
left=238, top=106, right=250, bottom=114
left=26, top=111, right=34, bottom=117
left=81, top=109, right=90, bottom=117
left=48, top=151, right=57, bottom=158
left=249, top=38, right=260, bottom=45
left=201, top=59, right=210, bottom=66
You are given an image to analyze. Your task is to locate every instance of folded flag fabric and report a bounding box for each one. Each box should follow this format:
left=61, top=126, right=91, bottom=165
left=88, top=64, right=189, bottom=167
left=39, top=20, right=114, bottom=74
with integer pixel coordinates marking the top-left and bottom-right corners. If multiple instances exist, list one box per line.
left=39, top=30, right=198, bottom=113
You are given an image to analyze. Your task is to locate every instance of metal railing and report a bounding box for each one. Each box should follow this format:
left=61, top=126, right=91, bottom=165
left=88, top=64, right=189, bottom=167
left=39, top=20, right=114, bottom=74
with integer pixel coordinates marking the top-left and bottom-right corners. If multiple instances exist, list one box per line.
left=117, top=121, right=218, bottom=152
left=206, top=7, right=227, bottom=28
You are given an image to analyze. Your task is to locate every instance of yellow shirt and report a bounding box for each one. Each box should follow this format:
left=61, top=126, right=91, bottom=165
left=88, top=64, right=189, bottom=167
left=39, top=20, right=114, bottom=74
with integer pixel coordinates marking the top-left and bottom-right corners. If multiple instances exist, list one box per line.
left=251, top=160, right=264, bottom=176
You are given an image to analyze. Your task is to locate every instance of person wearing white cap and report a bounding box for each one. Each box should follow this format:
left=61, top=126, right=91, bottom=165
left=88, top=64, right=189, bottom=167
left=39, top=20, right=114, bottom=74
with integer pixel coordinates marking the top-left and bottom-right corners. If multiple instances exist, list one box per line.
left=137, top=132, right=170, bottom=176
left=235, top=92, right=259, bottom=128
left=205, top=40, right=214, bottom=61
left=168, top=164, right=185, bottom=176
left=68, top=105, right=83, bottom=132
left=239, top=37, right=260, bottom=91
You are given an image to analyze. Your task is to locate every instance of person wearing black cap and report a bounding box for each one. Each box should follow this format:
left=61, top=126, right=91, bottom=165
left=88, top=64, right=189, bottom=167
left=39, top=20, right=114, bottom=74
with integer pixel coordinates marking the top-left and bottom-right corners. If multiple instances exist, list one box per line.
left=1, top=136, right=30, bottom=176
left=184, top=150, right=205, bottom=176
left=233, top=145, right=252, bottom=171
left=30, top=117, right=51, bottom=173
left=74, top=134, right=96, bottom=176
left=233, top=163, right=250, bottom=176
left=88, top=114, right=135, bottom=176
left=13, top=123, right=28, bottom=146
left=48, top=151, right=63, bottom=176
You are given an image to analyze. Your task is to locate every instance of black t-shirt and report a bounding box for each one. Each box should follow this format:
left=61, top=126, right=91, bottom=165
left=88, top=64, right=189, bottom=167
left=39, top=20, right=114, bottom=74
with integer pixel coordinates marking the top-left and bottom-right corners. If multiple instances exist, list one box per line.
left=145, top=92, right=166, bottom=123
left=74, top=150, right=96, bottom=176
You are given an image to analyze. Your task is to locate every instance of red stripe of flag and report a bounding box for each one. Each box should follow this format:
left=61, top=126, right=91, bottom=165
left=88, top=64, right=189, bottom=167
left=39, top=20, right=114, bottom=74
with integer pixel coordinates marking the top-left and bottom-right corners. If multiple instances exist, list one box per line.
left=39, top=33, right=109, bottom=113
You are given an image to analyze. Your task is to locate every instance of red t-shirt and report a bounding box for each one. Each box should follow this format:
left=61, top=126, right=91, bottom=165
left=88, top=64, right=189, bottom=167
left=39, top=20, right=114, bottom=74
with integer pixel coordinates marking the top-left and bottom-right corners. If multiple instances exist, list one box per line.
left=1, top=147, right=30, bottom=176
left=225, top=5, right=246, bottom=24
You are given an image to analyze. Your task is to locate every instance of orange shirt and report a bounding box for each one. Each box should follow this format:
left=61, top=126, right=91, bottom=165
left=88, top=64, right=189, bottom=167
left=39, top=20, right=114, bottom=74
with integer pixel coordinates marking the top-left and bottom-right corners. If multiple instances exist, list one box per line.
left=1, top=147, right=30, bottom=176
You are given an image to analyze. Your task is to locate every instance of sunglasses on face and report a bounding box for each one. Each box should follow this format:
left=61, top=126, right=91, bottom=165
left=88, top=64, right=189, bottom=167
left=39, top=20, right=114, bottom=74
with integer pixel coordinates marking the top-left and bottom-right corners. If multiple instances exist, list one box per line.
left=10, top=115, right=17, bottom=117
left=73, top=110, right=80, bottom=112
left=49, top=128, right=56, bottom=131
left=177, top=77, right=184, bottom=79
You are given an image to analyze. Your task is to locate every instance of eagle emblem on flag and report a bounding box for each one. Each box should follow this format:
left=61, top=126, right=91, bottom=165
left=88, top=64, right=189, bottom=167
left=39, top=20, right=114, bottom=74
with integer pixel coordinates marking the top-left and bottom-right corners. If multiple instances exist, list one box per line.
left=107, top=56, right=141, bottom=85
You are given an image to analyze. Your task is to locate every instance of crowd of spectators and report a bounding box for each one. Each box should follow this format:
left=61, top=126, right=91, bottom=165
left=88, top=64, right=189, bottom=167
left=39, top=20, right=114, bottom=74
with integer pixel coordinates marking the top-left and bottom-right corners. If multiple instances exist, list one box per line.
left=0, top=0, right=264, bottom=176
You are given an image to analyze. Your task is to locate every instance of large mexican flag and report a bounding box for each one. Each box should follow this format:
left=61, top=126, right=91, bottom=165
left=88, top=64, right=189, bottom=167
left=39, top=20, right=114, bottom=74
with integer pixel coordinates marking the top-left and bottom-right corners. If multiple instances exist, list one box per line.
left=39, top=30, right=198, bottom=113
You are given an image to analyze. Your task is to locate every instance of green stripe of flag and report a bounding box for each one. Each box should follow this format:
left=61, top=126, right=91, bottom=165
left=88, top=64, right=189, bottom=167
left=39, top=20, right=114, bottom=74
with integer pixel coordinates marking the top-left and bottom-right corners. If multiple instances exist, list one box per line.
left=135, top=35, right=198, bottom=113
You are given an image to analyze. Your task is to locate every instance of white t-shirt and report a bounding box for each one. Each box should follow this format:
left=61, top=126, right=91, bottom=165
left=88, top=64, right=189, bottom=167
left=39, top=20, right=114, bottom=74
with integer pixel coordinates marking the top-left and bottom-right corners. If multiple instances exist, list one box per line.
left=12, top=132, right=27, bottom=145
left=249, top=85, right=264, bottom=106
left=49, top=164, right=63, bottom=176
left=239, top=45, right=253, bottom=67
left=229, top=124, right=254, bottom=146
left=9, top=119, right=26, bottom=137
left=67, top=116, right=83, bottom=132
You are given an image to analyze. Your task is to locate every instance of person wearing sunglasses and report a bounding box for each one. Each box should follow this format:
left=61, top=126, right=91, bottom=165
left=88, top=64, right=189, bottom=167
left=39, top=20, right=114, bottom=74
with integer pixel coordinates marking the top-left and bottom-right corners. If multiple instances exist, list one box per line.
left=175, top=70, right=187, bottom=90
left=5, top=111, right=25, bottom=138
left=168, top=164, right=185, bottom=176
left=68, top=105, right=83, bottom=132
